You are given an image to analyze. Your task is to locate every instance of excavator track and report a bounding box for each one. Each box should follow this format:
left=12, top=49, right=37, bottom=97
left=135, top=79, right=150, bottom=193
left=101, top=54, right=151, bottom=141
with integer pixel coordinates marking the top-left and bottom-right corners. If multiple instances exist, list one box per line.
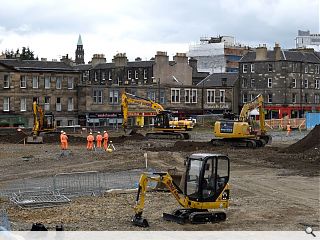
left=163, top=208, right=225, bottom=224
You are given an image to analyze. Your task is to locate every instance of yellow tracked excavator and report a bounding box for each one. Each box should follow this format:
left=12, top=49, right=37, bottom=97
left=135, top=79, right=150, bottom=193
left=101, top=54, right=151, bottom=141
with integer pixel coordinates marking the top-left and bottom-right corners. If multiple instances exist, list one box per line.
left=121, top=92, right=194, bottom=140
left=132, top=153, right=230, bottom=227
left=212, top=94, right=272, bottom=148
left=27, top=101, right=55, bottom=143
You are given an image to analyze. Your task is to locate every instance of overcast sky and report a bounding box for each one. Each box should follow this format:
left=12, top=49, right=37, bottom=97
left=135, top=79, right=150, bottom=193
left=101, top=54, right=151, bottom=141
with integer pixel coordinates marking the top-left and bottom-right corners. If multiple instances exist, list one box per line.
left=0, top=0, right=318, bottom=63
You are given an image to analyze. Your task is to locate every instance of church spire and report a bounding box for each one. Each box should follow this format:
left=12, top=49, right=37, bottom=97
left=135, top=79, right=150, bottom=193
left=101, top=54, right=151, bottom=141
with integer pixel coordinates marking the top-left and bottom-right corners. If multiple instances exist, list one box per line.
left=77, top=34, right=83, bottom=46
left=75, top=34, right=85, bottom=64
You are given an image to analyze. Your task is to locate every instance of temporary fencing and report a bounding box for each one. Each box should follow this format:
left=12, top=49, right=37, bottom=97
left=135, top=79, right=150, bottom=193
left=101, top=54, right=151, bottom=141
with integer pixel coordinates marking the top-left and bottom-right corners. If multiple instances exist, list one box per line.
left=0, top=209, right=11, bottom=231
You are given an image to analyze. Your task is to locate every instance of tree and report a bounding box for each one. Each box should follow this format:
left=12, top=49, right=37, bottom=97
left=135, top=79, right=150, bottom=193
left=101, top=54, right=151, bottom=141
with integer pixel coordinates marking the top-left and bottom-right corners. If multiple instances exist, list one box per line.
left=5, top=47, right=36, bottom=60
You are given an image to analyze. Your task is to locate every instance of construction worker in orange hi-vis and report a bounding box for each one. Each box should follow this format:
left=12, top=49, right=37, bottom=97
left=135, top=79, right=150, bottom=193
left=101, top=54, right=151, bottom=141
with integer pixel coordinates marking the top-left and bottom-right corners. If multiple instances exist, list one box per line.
left=60, top=130, right=64, bottom=149
left=61, top=132, right=68, bottom=150
left=103, top=130, right=109, bottom=151
left=286, top=122, right=291, bottom=136
left=87, top=132, right=94, bottom=150
left=96, top=131, right=103, bottom=148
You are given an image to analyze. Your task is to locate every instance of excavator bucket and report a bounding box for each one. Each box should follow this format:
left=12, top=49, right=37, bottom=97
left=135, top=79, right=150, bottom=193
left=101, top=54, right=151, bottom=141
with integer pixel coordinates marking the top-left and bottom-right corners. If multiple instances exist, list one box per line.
left=132, top=214, right=149, bottom=228
left=153, top=169, right=184, bottom=191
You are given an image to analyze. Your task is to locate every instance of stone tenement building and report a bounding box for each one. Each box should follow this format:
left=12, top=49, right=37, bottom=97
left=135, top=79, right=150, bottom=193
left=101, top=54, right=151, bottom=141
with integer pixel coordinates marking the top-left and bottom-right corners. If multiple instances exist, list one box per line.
left=76, top=51, right=235, bottom=127
left=0, top=51, right=235, bottom=128
left=0, top=59, right=80, bottom=127
left=239, top=43, right=320, bottom=119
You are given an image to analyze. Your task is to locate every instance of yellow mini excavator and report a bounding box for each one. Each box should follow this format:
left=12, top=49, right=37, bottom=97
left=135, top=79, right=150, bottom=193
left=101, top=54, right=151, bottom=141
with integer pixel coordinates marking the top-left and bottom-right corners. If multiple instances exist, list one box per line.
left=132, top=153, right=230, bottom=227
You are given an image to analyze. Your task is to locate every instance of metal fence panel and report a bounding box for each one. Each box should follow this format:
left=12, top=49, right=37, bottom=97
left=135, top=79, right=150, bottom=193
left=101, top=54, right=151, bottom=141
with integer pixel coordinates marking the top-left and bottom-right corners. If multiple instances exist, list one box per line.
left=53, top=171, right=102, bottom=197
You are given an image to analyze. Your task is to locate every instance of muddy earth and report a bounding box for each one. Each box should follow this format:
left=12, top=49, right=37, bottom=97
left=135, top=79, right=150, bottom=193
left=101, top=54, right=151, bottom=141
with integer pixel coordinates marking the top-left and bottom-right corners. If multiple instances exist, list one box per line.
left=0, top=126, right=319, bottom=231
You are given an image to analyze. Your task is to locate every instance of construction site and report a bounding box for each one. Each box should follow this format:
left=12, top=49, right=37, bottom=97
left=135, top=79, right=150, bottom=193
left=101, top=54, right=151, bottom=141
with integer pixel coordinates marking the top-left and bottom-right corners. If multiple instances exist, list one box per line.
left=0, top=124, right=319, bottom=231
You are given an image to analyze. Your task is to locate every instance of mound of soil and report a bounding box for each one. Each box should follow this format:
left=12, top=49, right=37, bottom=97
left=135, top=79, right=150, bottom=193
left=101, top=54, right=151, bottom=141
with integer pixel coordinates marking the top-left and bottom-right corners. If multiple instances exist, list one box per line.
left=284, top=125, right=320, bottom=153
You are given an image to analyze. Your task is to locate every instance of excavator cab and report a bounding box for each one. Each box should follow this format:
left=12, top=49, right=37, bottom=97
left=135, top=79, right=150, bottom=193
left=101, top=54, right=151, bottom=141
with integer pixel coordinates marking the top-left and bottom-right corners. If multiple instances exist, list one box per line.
left=185, top=153, right=230, bottom=202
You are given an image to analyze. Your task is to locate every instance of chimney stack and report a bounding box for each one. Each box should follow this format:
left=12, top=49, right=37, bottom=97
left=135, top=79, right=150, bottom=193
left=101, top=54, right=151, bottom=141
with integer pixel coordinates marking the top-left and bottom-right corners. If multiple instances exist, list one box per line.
left=274, top=43, right=281, bottom=61
left=255, top=44, right=268, bottom=61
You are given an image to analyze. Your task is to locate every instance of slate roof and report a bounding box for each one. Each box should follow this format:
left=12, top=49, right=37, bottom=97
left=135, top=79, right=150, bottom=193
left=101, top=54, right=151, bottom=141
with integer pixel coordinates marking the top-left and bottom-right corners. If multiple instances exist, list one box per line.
left=0, top=59, right=78, bottom=72
left=197, top=72, right=238, bottom=87
left=240, top=50, right=320, bottom=63
left=92, top=60, right=154, bottom=69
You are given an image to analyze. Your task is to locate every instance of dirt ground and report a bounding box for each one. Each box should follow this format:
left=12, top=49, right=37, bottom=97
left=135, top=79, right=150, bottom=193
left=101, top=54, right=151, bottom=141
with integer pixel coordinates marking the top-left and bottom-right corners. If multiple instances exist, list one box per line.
left=0, top=126, right=319, bottom=231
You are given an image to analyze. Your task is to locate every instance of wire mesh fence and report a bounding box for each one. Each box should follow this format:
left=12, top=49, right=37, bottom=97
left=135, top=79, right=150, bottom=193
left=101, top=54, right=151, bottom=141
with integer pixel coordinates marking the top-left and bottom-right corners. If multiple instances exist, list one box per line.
left=0, top=209, right=11, bottom=231
left=0, top=170, right=143, bottom=200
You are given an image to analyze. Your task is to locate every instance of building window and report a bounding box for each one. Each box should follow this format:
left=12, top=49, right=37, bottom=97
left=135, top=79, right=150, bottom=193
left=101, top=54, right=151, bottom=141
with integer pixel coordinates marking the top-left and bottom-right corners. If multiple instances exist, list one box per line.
left=3, top=97, right=9, bottom=111
left=4, top=74, right=10, bottom=88
left=292, top=79, right=296, bottom=88
left=315, top=94, right=320, bottom=104
left=185, top=89, right=191, bottom=103
left=304, top=79, right=308, bottom=88
left=56, top=77, right=62, bottom=89
left=20, top=98, right=26, bottom=111
left=83, top=71, right=89, bottom=82
left=207, top=90, right=215, bottom=103
left=315, top=79, right=320, bottom=89
left=304, top=93, right=308, bottom=103
left=20, top=76, right=27, bottom=88
left=192, top=89, right=197, bottom=103
left=268, top=93, right=273, bottom=103
left=268, top=63, right=273, bottom=72
left=219, top=90, right=225, bottom=103
left=250, top=78, right=255, bottom=88
left=128, top=70, right=132, bottom=80
left=171, top=88, right=180, bottom=103
left=143, top=69, right=147, bottom=79
left=44, top=97, right=50, bottom=111
left=267, top=78, right=272, bottom=88
left=67, top=77, right=74, bottom=89
left=109, top=89, right=119, bottom=104
left=147, top=91, right=156, bottom=101
left=93, top=89, right=103, bottom=104
left=292, top=93, right=297, bottom=103
left=242, top=78, right=247, bottom=88
left=45, top=76, right=51, bottom=89
left=68, top=120, right=74, bottom=126
left=56, top=97, right=61, bottom=111
left=67, top=97, right=74, bottom=111
left=242, top=64, right=248, bottom=73
left=316, top=65, right=320, bottom=74
left=250, top=64, right=255, bottom=73
left=135, top=70, right=138, bottom=79
left=304, top=65, right=308, bottom=73
left=242, top=94, right=248, bottom=103
left=32, top=76, right=39, bottom=89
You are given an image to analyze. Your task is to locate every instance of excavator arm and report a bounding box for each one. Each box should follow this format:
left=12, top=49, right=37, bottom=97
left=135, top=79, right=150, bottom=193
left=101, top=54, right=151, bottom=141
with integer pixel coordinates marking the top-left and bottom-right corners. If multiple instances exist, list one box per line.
left=132, top=172, right=187, bottom=227
left=239, top=94, right=266, bottom=134
left=32, top=101, right=40, bottom=136
left=121, top=92, right=164, bottom=130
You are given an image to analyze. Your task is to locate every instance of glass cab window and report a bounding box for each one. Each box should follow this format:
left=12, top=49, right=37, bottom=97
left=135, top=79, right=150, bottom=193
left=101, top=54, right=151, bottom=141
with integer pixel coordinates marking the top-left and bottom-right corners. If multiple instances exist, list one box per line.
left=186, top=155, right=229, bottom=202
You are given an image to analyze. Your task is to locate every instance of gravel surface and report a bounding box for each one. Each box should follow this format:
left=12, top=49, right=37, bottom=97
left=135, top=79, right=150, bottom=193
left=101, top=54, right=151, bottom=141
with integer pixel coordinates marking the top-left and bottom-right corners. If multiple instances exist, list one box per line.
left=0, top=127, right=319, bottom=231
